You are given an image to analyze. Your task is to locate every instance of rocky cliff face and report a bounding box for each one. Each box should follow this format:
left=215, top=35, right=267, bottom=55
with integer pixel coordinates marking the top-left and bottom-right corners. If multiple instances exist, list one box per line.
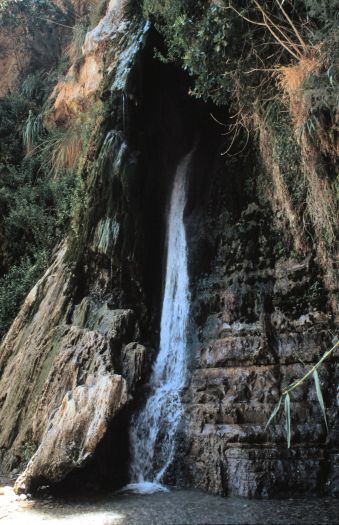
left=0, top=0, right=337, bottom=499
left=176, top=140, right=337, bottom=496
left=0, top=1, right=154, bottom=491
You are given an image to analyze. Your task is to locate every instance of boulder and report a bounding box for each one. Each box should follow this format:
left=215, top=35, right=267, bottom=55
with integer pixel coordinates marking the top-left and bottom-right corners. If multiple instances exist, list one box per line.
left=14, top=326, right=127, bottom=493
left=121, top=342, right=151, bottom=391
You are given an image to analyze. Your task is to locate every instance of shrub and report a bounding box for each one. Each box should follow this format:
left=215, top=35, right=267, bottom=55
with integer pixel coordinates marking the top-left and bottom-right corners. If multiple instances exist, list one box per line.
left=67, top=21, right=88, bottom=70
left=0, top=94, right=29, bottom=163
left=41, top=101, right=103, bottom=176
left=22, top=110, right=44, bottom=154
left=0, top=250, right=48, bottom=338
left=20, top=71, right=47, bottom=103
left=0, top=158, right=80, bottom=338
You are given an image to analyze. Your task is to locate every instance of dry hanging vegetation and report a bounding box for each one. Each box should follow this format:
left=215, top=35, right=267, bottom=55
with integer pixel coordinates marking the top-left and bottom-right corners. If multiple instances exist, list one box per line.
left=143, top=1, right=338, bottom=278
left=278, top=57, right=320, bottom=129
left=40, top=102, right=103, bottom=177
left=224, top=1, right=338, bottom=295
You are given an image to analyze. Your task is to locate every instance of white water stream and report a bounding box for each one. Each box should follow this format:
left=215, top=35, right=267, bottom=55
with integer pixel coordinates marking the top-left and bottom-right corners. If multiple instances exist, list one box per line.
left=126, top=151, right=192, bottom=493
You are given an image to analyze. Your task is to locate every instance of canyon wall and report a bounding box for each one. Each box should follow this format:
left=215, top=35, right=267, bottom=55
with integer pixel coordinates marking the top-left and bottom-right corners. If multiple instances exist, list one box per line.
left=0, top=1, right=337, bottom=498
left=177, top=131, right=338, bottom=497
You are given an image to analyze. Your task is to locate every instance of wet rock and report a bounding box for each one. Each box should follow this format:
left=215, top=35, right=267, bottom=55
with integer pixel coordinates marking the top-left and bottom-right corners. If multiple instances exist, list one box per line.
left=31, top=326, right=118, bottom=442
left=121, top=342, right=152, bottom=391
left=12, top=326, right=127, bottom=493
left=181, top=170, right=337, bottom=497
left=0, top=244, right=73, bottom=471
left=73, top=297, right=139, bottom=344
left=0, top=242, right=132, bottom=490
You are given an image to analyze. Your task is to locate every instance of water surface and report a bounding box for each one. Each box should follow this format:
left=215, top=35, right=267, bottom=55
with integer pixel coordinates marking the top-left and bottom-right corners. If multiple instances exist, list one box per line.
left=1, top=487, right=338, bottom=524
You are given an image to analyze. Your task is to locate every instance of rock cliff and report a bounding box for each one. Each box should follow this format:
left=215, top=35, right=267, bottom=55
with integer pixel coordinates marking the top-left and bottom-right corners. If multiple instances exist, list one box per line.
left=0, top=0, right=337, bottom=499
left=177, top=143, right=338, bottom=496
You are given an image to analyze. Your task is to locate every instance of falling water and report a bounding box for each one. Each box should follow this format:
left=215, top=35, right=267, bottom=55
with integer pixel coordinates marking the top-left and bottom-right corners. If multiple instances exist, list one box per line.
left=122, top=93, right=127, bottom=133
left=126, top=150, right=192, bottom=494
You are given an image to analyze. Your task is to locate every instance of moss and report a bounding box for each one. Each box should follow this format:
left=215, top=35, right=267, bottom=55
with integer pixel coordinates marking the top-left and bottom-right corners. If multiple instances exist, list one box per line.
left=0, top=251, right=47, bottom=338
left=91, top=217, right=120, bottom=255
left=22, top=441, right=37, bottom=463
left=265, top=103, right=306, bottom=210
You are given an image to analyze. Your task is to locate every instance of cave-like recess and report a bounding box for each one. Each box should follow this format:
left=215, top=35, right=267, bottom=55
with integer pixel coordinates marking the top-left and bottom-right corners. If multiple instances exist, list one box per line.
left=40, top=26, right=335, bottom=498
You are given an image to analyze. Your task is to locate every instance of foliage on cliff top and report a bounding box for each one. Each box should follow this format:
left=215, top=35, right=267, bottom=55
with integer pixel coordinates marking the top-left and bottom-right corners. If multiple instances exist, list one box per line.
left=142, top=0, right=338, bottom=161
left=143, top=0, right=338, bottom=293
left=142, top=1, right=337, bottom=109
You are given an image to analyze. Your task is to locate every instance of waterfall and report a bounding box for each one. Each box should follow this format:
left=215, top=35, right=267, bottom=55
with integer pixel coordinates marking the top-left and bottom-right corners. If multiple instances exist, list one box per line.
left=126, top=150, right=192, bottom=494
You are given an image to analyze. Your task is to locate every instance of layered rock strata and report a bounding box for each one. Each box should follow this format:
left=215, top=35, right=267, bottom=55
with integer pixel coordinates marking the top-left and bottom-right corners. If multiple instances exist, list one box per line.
left=179, top=164, right=338, bottom=496
left=0, top=1, right=337, bottom=499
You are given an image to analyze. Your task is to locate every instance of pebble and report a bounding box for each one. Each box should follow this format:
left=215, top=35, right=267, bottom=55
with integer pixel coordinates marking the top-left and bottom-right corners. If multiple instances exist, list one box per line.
left=0, top=488, right=338, bottom=524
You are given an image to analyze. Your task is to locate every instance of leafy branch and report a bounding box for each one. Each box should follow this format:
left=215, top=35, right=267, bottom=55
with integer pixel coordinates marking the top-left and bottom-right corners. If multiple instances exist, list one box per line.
left=266, top=340, right=338, bottom=447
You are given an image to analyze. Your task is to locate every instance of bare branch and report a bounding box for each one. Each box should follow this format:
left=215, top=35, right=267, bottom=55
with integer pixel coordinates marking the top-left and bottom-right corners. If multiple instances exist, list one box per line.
left=225, top=2, right=301, bottom=60
left=253, top=0, right=302, bottom=59
left=276, top=0, right=307, bottom=50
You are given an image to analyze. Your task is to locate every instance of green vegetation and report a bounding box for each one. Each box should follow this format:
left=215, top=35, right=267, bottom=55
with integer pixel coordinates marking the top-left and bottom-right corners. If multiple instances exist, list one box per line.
left=0, top=1, right=106, bottom=338
left=0, top=90, right=81, bottom=337
left=142, top=1, right=337, bottom=99
left=0, top=251, right=48, bottom=337
left=0, top=96, right=102, bottom=340
left=0, top=78, right=100, bottom=337
left=141, top=0, right=337, bottom=151
left=22, top=110, right=44, bottom=154
left=266, top=341, right=338, bottom=447
left=143, top=0, right=338, bottom=285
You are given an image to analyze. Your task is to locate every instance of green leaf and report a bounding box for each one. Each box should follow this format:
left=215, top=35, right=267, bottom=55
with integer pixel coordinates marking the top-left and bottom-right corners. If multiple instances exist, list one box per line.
left=313, top=369, right=328, bottom=431
left=265, top=395, right=283, bottom=429
left=284, top=393, right=291, bottom=448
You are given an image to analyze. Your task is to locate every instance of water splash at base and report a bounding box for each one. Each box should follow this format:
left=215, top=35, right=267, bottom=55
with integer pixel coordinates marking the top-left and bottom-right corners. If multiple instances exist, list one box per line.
left=128, top=149, right=193, bottom=487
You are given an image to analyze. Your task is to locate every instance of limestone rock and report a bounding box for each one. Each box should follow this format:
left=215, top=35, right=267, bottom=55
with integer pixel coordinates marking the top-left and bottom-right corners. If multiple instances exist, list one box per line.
left=180, top=178, right=337, bottom=497
left=121, top=342, right=151, bottom=390
left=31, top=326, right=116, bottom=443
left=73, top=297, right=139, bottom=345
left=0, top=244, right=131, bottom=489
left=15, top=375, right=127, bottom=493
left=52, top=0, right=148, bottom=122
left=13, top=325, right=127, bottom=493
left=0, top=244, right=73, bottom=470
left=83, top=0, right=128, bottom=56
